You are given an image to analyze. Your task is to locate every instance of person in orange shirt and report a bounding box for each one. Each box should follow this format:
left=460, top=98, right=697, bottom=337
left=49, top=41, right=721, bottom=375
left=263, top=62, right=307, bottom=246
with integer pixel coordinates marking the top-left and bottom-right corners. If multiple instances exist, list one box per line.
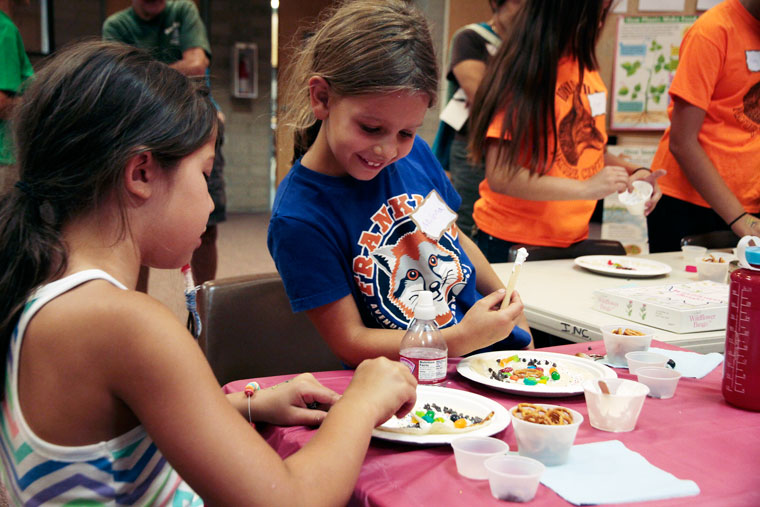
left=468, top=0, right=665, bottom=262
left=647, top=0, right=760, bottom=252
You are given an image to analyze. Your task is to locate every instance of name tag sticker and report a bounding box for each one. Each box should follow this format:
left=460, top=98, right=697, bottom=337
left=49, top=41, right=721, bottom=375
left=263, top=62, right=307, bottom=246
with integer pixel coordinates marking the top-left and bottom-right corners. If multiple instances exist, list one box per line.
left=746, top=51, right=760, bottom=72
left=411, top=190, right=458, bottom=240
left=588, top=92, right=607, bottom=117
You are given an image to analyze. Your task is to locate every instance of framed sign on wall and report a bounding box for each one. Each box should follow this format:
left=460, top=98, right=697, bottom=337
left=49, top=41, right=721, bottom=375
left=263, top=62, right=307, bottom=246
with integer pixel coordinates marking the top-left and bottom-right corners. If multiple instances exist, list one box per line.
left=232, top=42, right=258, bottom=99
left=610, top=15, right=697, bottom=131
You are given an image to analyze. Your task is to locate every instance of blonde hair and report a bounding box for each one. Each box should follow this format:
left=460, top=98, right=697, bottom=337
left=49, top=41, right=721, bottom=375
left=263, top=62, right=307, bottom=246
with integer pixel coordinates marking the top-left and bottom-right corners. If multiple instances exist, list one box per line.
left=283, top=0, right=438, bottom=161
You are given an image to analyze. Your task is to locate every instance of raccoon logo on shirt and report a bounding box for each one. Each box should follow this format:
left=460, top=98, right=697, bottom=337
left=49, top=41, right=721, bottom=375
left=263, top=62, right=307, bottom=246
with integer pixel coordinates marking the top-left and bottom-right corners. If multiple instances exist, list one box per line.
left=352, top=193, right=469, bottom=329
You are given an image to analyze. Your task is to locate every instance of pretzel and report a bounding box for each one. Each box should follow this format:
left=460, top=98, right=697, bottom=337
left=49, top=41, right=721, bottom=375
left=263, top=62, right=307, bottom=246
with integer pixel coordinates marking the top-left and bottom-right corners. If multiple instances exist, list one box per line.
left=701, top=254, right=726, bottom=263
left=512, top=403, right=574, bottom=426
left=611, top=327, right=645, bottom=336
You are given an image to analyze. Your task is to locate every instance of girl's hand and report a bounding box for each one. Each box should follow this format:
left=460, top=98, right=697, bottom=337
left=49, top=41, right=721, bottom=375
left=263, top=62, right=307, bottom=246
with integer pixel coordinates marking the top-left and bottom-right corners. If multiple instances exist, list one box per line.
left=586, top=165, right=629, bottom=200
left=251, top=373, right=341, bottom=426
left=458, top=289, right=525, bottom=352
left=341, top=357, right=417, bottom=427
left=731, top=213, right=760, bottom=238
left=629, top=168, right=667, bottom=216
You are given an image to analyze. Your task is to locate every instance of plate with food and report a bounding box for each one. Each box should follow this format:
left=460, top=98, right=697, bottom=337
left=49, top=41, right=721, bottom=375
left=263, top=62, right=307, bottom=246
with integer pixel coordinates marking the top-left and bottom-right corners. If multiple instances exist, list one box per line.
left=574, top=255, right=672, bottom=278
left=457, top=350, right=617, bottom=397
left=372, top=385, right=510, bottom=445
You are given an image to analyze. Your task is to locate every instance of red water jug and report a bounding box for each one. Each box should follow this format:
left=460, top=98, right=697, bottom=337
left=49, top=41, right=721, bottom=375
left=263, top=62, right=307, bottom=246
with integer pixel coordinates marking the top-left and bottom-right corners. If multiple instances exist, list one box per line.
left=723, top=240, right=760, bottom=411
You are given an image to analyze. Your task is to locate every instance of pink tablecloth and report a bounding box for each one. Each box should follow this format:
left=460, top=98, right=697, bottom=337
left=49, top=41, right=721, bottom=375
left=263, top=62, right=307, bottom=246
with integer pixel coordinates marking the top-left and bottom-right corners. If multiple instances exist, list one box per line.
left=223, top=340, right=760, bottom=506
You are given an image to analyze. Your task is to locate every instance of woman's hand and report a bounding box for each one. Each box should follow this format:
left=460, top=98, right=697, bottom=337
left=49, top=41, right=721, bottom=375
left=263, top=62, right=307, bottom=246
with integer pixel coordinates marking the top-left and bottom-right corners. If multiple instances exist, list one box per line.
left=585, top=166, right=630, bottom=200
left=731, top=213, right=760, bottom=238
left=341, top=357, right=417, bottom=427
left=251, top=373, right=341, bottom=426
left=629, top=168, right=667, bottom=216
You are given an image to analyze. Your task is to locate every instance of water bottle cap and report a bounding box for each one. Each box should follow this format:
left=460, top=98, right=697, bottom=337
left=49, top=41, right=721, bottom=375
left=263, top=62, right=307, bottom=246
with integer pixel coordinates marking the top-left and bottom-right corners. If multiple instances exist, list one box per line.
left=413, top=291, right=437, bottom=321
left=745, top=247, right=760, bottom=266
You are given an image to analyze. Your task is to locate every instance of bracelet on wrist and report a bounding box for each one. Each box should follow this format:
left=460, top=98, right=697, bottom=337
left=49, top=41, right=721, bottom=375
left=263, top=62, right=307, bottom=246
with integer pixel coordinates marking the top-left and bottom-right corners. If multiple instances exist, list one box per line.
left=728, top=212, right=748, bottom=228
left=631, top=167, right=651, bottom=176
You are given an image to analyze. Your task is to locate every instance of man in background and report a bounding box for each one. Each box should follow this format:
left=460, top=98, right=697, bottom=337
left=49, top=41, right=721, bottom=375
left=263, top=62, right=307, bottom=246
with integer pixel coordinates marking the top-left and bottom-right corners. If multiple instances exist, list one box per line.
left=0, top=0, right=33, bottom=194
left=104, top=0, right=227, bottom=288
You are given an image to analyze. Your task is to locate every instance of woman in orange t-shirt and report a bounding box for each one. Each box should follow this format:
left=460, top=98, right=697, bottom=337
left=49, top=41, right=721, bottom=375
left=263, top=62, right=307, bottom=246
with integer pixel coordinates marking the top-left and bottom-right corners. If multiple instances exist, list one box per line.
left=468, top=0, right=665, bottom=262
left=646, top=0, right=760, bottom=252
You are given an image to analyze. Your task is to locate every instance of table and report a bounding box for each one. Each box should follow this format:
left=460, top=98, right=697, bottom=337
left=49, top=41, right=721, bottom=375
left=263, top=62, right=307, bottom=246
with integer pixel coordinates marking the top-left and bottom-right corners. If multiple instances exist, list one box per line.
left=224, top=341, right=760, bottom=506
left=491, top=252, right=726, bottom=353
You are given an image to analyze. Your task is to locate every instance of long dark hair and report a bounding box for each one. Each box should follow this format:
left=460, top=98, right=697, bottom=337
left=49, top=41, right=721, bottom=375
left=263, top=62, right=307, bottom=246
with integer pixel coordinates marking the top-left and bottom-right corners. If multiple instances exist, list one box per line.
left=468, top=0, right=611, bottom=174
left=0, top=41, right=218, bottom=397
left=283, top=0, right=439, bottom=162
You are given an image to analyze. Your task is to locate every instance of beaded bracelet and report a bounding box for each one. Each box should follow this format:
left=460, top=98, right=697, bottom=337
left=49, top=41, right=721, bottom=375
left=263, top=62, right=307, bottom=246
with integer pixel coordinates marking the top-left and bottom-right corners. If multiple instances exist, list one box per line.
left=728, top=212, right=748, bottom=228
left=244, top=382, right=260, bottom=424
left=631, top=167, right=651, bottom=176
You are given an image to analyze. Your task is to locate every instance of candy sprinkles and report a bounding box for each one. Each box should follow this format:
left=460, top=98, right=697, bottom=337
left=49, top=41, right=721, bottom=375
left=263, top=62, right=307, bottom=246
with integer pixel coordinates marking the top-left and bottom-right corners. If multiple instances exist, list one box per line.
left=487, top=355, right=562, bottom=386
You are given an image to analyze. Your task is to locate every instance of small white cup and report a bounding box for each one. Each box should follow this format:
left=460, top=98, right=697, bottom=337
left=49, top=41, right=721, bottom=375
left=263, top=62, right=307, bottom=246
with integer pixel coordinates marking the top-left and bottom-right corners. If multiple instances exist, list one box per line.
left=601, top=324, right=654, bottom=366
left=636, top=366, right=682, bottom=399
left=618, top=181, right=653, bottom=216
left=583, top=378, right=649, bottom=432
left=510, top=404, right=583, bottom=466
left=484, top=455, right=545, bottom=503
left=681, top=245, right=707, bottom=266
left=625, top=351, right=669, bottom=374
left=451, top=436, right=510, bottom=480
left=696, top=252, right=732, bottom=283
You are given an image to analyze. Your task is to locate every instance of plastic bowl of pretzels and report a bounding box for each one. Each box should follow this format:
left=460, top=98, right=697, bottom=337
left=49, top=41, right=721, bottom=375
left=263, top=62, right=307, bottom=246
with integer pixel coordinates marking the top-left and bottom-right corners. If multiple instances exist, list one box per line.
left=509, top=403, right=583, bottom=466
left=600, top=324, right=654, bottom=366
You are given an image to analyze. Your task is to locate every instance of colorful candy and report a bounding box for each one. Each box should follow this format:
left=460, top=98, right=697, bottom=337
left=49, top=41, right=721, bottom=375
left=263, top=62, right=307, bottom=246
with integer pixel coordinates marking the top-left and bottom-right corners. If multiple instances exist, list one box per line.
left=244, top=381, right=260, bottom=397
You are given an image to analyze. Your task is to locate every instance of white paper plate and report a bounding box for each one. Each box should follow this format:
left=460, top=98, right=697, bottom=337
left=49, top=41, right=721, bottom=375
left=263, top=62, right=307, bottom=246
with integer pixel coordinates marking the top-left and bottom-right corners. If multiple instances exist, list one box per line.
left=457, top=350, right=617, bottom=397
left=371, top=385, right=510, bottom=445
left=574, top=255, right=672, bottom=278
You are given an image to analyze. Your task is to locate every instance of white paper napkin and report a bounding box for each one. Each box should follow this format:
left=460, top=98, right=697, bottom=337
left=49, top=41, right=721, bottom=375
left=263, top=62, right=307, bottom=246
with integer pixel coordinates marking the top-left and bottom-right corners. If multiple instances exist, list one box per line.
left=541, top=440, right=700, bottom=505
left=648, top=347, right=724, bottom=379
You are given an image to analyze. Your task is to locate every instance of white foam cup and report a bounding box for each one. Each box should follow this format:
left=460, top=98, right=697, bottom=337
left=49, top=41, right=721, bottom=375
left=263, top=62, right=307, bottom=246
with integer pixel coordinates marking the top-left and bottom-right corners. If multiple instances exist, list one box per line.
left=451, top=436, right=509, bottom=480
left=484, top=455, right=545, bottom=502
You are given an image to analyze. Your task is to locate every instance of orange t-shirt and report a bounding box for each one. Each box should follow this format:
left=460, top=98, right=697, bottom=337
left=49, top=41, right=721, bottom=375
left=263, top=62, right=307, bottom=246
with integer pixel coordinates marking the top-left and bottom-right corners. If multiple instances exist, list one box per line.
left=473, top=59, right=608, bottom=247
left=652, top=0, right=760, bottom=212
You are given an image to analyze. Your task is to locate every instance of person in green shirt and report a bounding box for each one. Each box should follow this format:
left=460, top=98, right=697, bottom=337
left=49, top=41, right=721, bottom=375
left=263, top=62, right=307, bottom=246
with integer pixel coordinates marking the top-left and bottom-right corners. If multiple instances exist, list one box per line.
left=104, top=0, right=226, bottom=289
left=0, top=1, right=33, bottom=193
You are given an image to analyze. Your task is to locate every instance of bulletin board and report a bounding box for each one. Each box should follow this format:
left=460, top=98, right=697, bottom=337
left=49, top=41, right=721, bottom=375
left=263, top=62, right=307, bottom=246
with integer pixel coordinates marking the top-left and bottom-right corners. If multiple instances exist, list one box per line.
left=610, top=15, right=698, bottom=130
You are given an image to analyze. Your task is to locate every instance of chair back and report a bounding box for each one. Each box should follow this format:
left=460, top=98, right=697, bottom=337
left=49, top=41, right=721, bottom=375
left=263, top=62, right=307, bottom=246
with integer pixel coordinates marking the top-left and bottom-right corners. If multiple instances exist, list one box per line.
left=680, top=230, right=739, bottom=249
left=507, top=239, right=626, bottom=262
left=197, top=273, right=343, bottom=385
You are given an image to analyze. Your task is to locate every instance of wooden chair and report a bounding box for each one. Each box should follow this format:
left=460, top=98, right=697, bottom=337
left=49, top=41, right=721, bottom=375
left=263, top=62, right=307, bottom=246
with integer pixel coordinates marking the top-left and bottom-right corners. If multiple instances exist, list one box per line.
left=197, top=272, right=343, bottom=386
left=507, top=239, right=626, bottom=262
left=680, top=230, right=739, bottom=249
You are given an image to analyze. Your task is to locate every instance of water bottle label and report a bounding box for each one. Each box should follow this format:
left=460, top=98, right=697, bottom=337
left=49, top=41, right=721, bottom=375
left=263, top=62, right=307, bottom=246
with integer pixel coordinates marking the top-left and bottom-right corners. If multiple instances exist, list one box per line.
left=400, top=355, right=447, bottom=384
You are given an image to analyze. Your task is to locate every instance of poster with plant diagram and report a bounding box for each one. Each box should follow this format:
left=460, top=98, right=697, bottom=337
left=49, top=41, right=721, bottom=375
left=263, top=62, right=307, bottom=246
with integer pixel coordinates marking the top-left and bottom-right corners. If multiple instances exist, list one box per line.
left=611, top=16, right=698, bottom=130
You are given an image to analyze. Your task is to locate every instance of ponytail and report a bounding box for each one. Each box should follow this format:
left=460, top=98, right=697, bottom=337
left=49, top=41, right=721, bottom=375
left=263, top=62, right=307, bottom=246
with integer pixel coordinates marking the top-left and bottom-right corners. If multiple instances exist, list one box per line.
left=0, top=186, right=67, bottom=376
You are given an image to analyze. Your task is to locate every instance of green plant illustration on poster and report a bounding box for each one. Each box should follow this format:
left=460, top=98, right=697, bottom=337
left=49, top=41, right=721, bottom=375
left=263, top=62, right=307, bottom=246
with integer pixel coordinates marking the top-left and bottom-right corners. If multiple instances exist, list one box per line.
left=612, top=16, right=698, bottom=130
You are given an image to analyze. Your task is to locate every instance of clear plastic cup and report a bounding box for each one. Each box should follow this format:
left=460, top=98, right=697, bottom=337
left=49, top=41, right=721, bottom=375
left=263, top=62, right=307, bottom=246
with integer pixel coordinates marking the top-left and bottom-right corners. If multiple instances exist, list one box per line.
left=582, top=378, right=649, bottom=432
left=509, top=404, right=583, bottom=466
left=451, top=436, right=510, bottom=480
left=681, top=245, right=707, bottom=266
left=600, top=324, right=654, bottom=366
left=484, top=455, right=545, bottom=503
left=696, top=252, right=732, bottom=283
left=636, top=366, right=682, bottom=399
left=625, top=351, right=668, bottom=374
left=618, top=181, right=653, bottom=216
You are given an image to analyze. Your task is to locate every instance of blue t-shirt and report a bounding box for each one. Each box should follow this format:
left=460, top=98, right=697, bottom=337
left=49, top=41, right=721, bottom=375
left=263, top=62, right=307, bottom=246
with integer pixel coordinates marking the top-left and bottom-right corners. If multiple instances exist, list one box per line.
left=268, top=136, right=530, bottom=349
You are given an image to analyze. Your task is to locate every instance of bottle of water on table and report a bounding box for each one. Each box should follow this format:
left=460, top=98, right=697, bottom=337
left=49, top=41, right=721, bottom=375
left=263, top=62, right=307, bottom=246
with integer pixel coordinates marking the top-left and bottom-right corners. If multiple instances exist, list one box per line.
left=399, top=290, right=448, bottom=386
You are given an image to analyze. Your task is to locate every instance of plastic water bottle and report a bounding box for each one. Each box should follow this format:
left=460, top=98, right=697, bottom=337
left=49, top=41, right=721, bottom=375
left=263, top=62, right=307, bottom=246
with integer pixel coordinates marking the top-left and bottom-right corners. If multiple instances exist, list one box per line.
left=723, top=237, right=760, bottom=411
left=399, top=291, right=448, bottom=386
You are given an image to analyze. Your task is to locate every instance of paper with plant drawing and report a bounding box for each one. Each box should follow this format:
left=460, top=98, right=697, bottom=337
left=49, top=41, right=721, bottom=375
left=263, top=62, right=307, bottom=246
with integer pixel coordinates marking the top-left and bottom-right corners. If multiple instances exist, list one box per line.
left=611, top=16, right=697, bottom=130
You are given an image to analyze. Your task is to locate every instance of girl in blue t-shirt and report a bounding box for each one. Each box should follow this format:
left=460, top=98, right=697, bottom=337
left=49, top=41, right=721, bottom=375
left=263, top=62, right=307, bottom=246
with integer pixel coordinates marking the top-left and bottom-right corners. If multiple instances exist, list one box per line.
left=269, top=0, right=533, bottom=369
left=0, top=40, right=416, bottom=505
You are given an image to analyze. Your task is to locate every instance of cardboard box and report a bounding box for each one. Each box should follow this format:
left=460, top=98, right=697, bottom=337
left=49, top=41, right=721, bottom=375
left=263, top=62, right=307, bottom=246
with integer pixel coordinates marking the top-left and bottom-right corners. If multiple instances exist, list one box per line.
left=593, top=281, right=729, bottom=333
